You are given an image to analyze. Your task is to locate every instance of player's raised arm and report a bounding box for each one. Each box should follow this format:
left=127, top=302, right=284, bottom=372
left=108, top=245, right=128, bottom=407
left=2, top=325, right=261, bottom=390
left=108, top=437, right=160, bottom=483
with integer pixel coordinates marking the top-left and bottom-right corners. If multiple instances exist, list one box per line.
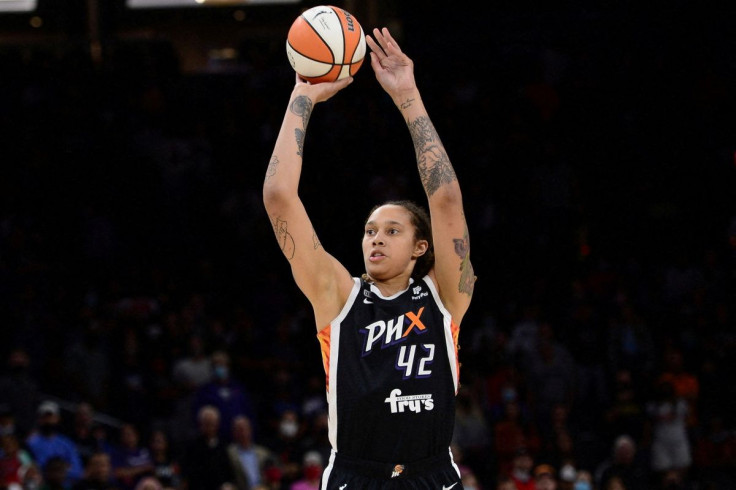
left=367, top=28, right=475, bottom=323
left=263, top=75, right=355, bottom=329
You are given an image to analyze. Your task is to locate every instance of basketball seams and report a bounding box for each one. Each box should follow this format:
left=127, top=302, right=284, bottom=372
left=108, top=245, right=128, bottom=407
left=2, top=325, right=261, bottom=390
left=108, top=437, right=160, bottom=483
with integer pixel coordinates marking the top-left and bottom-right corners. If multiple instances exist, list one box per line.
left=286, top=5, right=365, bottom=83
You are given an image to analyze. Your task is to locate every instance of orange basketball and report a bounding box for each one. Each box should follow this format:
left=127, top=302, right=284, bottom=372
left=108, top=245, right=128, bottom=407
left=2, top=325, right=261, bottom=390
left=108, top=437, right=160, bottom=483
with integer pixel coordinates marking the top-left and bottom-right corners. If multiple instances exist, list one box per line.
left=286, top=5, right=366, bottom=84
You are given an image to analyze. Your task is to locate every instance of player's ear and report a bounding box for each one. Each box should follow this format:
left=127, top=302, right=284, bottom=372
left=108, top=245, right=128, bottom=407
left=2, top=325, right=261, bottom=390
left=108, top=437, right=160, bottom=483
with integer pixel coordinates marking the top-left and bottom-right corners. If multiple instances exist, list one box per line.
left=412, top=240, right=428, bottom=258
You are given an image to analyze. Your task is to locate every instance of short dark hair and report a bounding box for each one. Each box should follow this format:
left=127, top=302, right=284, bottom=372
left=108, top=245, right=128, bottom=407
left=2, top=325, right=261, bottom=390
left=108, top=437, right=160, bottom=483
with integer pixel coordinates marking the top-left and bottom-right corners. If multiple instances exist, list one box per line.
left=365, top=200, right=434, bottom=280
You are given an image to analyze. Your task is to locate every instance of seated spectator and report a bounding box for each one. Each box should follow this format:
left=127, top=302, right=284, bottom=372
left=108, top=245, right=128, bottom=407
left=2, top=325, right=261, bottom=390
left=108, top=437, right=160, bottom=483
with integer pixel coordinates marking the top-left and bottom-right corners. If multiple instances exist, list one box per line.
left=289, top=451, right=322, bottom=490
left=594, top=434, right=649, bottom=490
left=646, top=381, right=691, bottom=482
left=181, top=405, right=237, bottom=490
left=134, top=476, right=164, bottom=490
left=42, top=456, right=71, bottom=490
left=148, top=429, right=180, bottom=490
left=192, top=350, right=257, bottom=443
left=71, top=402, right=109, bottom=465
left=496, top=476, right=517, bottom=490
left=508, top=447, right=536, bottom=490
left=72, top=451, right=119, bottom=490
left=573, top=470, right=594, bottom=490
left=228, top=415, right=272, bottom=489
left=26, top=401, right=84, bottom=486
left=534, top=464, right=558, bottom=490
left=494, top=398, right=541, bottom=477
left=111, top=423, right=154, bottom=490
left=0, top=433, right=33, bottom=488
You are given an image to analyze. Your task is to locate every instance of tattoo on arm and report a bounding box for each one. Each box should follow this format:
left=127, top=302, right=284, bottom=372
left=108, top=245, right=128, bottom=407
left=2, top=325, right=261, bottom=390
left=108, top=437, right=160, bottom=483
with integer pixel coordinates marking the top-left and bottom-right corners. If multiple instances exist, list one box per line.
left=265, top=155, right=279, bottom=182
left=312, top=227, right=322, bottom=250
left=399, top=98, right=415, bottom=110
left=453, top=227, right=475, bottom=296
left=271, top=216, right=295, bottom=260
left=295, top=128, right=305, bottom=157
left=290, top=95, right=313, bottom=157
left=408, top=116, right=457, bottom=196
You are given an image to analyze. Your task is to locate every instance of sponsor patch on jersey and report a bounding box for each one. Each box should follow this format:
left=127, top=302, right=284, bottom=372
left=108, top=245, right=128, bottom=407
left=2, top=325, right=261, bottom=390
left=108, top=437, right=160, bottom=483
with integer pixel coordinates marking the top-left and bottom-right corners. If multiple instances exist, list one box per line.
left=384, top=388, right=434, bottom=413
left=411, top=285, right=428, bottom=300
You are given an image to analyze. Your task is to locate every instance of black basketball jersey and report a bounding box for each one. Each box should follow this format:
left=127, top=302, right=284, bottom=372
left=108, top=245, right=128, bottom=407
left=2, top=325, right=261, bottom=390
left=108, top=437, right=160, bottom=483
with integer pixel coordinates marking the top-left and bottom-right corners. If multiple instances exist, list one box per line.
left=317, top=276, right=460, bottom=463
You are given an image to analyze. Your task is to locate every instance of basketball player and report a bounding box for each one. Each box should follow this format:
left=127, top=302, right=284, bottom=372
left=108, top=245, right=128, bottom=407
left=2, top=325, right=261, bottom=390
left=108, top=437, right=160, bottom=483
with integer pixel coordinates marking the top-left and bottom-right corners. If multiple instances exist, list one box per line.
left=263, top=27, right=475, bottom=489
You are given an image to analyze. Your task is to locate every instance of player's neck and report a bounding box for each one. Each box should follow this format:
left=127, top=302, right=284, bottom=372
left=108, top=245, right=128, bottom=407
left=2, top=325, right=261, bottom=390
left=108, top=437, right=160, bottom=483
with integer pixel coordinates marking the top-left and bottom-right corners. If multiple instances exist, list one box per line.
left=365, top=273, right=412, bottom=298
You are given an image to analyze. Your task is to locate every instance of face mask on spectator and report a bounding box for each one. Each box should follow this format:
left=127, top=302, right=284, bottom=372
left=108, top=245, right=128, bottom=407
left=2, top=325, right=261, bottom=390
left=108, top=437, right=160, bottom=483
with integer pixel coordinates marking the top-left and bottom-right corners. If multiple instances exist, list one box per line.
left=214, top=366, right=229, bottom=380
left=304, top=466, right=321, bottom=480
left=574, top=481, right=592, bottom=490
left=279, top=420, right=298, bottom=438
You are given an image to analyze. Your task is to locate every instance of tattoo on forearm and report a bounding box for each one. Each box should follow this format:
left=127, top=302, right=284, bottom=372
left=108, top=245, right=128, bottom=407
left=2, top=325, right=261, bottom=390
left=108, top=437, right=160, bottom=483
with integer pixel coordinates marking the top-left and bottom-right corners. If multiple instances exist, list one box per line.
left=312, top=227, right=322, bottom=250
left=408, top=116, right=457, bottom=196
left=290, top=95, right=313, bottom=128
left=295, top=128, right=305, bottom=157
left=271, top=216, right=295, bottom=260
left=400, top=98, right=415, bottom=110
left=453, top=226, right=475, bottom=296
left=265, top=155, right=279, bottom=182
left=290, top=95, right=313, bottom=157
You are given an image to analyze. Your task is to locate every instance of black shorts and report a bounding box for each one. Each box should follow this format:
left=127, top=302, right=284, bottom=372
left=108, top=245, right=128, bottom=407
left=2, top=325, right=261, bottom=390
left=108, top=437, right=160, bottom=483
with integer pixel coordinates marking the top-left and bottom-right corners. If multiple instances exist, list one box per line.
left=320, top=449, right=464, bottom=489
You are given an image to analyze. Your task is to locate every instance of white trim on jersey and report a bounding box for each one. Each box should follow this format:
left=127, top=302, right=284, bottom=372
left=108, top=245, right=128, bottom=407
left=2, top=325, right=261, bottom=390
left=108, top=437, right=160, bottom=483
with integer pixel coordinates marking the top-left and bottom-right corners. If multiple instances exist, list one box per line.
left=321, top=449, right=338, bottom=490
left=423, top=275, right=459, bottom=394
left=326, top=278, right=361, bottom=452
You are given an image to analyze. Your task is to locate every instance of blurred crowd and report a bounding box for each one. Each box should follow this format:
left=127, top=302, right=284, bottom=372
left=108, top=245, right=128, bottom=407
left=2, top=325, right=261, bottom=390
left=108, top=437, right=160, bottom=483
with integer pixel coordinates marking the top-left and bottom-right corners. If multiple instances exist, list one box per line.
left=2, top=3, right=736, bottom=490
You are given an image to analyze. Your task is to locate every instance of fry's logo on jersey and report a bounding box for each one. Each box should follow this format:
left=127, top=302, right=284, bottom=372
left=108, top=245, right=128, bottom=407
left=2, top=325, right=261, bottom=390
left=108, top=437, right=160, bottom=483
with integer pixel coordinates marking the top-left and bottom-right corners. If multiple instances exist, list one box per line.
left=360, top=307, right=427, bottom=356
left=384, top=389, right=434, bottom=413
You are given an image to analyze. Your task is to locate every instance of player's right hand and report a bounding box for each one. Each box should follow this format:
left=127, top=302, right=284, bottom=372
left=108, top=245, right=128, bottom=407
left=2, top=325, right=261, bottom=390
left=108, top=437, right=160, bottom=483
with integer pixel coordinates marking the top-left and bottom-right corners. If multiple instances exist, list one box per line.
left=293, top=73, right=353, bottom=104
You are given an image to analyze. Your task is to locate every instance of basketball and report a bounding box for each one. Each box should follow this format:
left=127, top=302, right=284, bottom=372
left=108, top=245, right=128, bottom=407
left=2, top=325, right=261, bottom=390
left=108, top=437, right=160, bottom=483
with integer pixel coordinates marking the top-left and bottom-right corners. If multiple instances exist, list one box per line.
left=286, top=5, right=366, bottom=84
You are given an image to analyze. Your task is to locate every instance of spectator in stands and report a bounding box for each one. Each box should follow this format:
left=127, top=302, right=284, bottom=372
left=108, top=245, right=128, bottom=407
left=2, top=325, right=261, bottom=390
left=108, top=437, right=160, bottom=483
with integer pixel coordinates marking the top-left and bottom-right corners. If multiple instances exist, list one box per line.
left=111, top=423, right=154, bottom=490
left=228, top=415, right=272, bottom=489
left=656, top=347, right=699, bottom=428
left=26, top=401, right=84, bottom=485
left=594, top=434, right=649, bottom=490
left=0, top=348, right=40, bottom=438
left=646, top=380, right=692, bottom=485
left=192, top=350, right=256, bottom=443
left=453, top=386, right=492, bottom=476
left=42, top=456, right=71, bottom=490
left=70, top=402, right=101, bottom=465
left=534, top=464, right=558, bottom=490
left=0, top=433, right=33, bottom=488
left=494, top=397, right=541, bottom=477
left=508, top=447, right=536, bottom=490
left=289, top=450, right=322, bottom=490
left=148, top=429, right=180, bottom=490
left=181, top=405, right=236, bottom=490
left=172, top=334, right=211, bottom=393
left=72, top=451, right=119, bottom=490
left=525, top=322, right=576, bottom=440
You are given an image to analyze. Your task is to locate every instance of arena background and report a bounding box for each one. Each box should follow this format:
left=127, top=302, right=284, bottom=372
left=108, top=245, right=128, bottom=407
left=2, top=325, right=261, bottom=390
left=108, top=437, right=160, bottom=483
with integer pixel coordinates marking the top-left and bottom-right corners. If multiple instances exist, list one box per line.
left=1, top=1, right=736, bottom=489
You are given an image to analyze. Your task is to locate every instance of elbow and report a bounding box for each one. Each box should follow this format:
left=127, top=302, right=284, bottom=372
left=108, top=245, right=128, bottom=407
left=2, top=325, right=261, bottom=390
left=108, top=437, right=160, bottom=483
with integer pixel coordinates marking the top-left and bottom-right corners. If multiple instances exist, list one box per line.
left=263, top=181, right=295, bottom=212
left=430, top=183, right=463, bottom=208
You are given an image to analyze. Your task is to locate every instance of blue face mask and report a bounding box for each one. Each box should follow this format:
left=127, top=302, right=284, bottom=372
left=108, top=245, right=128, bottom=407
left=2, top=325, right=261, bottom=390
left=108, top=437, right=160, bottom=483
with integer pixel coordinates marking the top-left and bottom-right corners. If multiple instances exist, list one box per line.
left=574, top=482, right=592, bottom=490
left=214, top=365, right=229, bottom=380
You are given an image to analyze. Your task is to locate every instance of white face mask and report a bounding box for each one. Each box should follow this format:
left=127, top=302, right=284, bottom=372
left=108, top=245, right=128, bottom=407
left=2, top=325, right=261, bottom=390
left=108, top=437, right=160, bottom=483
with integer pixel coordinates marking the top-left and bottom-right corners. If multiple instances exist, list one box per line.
left=279, top=420, right=298, bottom=438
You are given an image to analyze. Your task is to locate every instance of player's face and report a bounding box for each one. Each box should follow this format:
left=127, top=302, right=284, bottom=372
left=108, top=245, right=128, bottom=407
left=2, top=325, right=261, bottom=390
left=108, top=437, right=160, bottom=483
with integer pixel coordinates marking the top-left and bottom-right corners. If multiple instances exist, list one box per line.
left=362, top=204, right=427, bottom=281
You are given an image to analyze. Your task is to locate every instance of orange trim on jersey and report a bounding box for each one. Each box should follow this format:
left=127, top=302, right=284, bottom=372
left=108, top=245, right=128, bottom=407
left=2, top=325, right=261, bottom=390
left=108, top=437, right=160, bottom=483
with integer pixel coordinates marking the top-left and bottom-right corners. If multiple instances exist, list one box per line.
left=317, top=324, right=332, bottom=392
left=451, top=319, right=461, bottom=392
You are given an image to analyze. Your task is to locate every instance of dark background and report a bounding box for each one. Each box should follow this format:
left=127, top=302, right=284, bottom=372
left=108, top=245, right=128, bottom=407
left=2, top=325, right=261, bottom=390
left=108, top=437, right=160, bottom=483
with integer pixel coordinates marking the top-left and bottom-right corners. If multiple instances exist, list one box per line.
left=1, top=0, right=736, bottom=488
